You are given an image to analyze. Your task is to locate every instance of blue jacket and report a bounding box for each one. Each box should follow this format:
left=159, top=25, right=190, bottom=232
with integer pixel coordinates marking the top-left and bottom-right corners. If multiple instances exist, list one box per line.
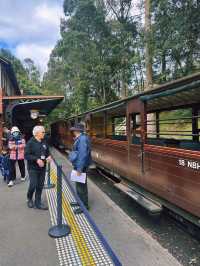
left=70, top=133, right=92, bottom=172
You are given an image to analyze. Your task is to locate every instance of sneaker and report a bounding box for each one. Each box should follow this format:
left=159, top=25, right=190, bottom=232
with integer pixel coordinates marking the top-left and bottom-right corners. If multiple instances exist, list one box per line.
left=8, top=181, right=14, bottom=187
left=21, top=177, right=26, bottom=182
left=70, top=202, right=80, bottom=207
left=27, top=199, right=34, bottom=208
left=73, top=208, right=83, bottom=215
left=35, top=203, right=48, bottom=210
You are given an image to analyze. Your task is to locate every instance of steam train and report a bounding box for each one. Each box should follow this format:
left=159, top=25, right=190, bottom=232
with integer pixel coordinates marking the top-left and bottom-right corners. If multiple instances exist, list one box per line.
left=51, top=73, right=200, bottom=227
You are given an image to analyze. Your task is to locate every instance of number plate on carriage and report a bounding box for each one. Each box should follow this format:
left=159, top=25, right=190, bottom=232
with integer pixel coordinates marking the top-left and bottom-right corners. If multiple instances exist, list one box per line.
left=178, top=159, right=200, bottom=170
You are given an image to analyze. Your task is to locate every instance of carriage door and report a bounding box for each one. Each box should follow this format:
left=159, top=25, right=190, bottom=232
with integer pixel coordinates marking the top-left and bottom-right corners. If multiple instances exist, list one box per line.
left=127, top=99, right=145, bottom=183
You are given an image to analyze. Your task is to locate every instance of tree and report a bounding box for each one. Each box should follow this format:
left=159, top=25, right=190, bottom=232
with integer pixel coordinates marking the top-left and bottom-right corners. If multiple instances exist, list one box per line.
left=0, top=49, right=41, bottom=95
left=144, top=0, right=153, bottom=89
left=23, top=58, right=41, bottom=87
left=152, top=0, right=200, bottom=82
left=43, top=0, right=200, bottom=121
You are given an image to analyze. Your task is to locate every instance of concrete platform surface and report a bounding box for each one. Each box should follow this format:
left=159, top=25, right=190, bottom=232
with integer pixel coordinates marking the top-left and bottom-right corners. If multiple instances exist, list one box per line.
left=52, top=148, right=182, bottom=266
left=0, top=178, right=58, bottom=266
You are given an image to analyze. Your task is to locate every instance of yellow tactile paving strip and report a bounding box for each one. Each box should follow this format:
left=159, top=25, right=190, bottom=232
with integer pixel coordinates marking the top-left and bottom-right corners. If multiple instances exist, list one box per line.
left=51, top=170, right=96, bottom=266
left=45, top=160, right=115, bottom=266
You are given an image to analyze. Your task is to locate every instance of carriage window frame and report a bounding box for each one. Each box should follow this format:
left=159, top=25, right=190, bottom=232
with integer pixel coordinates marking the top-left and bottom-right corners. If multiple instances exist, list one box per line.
left=144, top=106, right=200, bottom=149
left=112, top=116, right=126, bottom=136
left=131, top=113, right=141, bottom=135
left=158, top=108, right=193, bottom=141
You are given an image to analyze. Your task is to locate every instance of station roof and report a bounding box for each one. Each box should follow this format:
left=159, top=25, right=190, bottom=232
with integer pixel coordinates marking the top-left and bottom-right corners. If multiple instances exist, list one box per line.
left=0, top=56, right=21, bottom=95
left=4, top=95, right=64, bottom=124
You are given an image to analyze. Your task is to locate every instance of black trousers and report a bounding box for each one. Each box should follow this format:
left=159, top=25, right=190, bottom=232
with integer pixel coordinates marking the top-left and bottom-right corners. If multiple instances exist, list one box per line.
left=27, top=168, right=46, bottom=206
left=9, top=159, right=25, bottom=182
left=76, top=181, right=88, bottom=208
left=75, top=168, right=88, bottom=208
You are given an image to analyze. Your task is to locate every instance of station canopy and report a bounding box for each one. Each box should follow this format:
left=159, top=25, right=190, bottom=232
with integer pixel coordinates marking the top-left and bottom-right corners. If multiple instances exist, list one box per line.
left=3, top=95, right=64, bottom=138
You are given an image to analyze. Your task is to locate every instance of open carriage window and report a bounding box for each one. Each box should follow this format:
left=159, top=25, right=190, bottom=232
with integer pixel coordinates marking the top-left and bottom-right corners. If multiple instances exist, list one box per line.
left=132, top=113, right=141, bottom=144
left=147, top=113, right=157, bottom=139
left=159, top=109, right=192, bottom=141
left=108, top=116, right=127, bottom=141
left=145, top=108, right=200, bottom=150
left=198, top=110, right=200, bottom=142
left=113, top=117, right=126, bottom=136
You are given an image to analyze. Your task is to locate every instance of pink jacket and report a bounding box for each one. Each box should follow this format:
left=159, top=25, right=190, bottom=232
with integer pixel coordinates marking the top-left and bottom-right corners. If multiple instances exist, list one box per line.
left=9, top=138, right=26, bottom=160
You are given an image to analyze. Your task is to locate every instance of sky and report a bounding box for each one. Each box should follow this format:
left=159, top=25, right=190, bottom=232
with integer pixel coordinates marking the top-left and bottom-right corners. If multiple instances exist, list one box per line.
left=0, top=0, right=63, bottom=74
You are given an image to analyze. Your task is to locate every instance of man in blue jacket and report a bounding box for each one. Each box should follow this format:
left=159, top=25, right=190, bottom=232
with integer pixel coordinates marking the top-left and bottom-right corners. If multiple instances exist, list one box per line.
left=69, top=123, right=91, bottom=210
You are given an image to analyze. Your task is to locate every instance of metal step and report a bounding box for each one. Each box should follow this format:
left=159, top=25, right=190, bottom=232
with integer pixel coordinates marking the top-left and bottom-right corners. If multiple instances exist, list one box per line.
left=114, top=183, right=162, bottom=214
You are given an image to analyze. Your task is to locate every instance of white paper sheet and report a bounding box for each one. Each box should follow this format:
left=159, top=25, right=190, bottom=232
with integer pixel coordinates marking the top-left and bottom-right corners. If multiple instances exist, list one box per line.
left=70, top=170, right=86, bottom=184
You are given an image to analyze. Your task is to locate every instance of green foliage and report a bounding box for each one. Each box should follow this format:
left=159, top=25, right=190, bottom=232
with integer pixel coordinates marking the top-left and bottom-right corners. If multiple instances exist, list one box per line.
left=23, top=58, right=41, bottom=87
left=0, top=48, right=41, bottom=95
left=43, top=0, right=200, bottom=122
left=43, top=0, right=140, bottom=122
left=152, top=0, right=200, bottom=82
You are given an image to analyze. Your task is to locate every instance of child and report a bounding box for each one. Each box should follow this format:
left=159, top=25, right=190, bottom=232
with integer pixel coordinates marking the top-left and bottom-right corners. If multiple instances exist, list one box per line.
left=0, top=148, right=10, bottom=183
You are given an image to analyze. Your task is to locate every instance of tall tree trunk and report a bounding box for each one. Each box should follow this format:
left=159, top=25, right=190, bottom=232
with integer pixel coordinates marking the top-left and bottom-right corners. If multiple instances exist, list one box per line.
left=144, top=0, right=155, bottom=137
left=144, top=0, right=153, bottom=90
left=121, top=68, right=128, bottom=99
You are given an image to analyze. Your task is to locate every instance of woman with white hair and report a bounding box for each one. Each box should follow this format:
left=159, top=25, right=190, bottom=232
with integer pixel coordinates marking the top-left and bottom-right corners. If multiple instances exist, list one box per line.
left=8, top=126, right=26, bottom=187
left=25, top=125, right=51, bottom=209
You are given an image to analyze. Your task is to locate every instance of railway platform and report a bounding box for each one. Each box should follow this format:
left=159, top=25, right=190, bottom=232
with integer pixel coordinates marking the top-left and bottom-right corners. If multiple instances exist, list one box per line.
left=0, top=148, right=182, bottom=266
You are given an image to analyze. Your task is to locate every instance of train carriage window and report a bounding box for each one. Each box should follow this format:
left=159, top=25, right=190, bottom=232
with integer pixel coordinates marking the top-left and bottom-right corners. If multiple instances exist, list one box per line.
left=147, top=113, right=157, bottom=139
left=107, top=116, right=127, bottom=141
left=198, top=110, right=200, bottom=142
left=131, top=113, right=141, bottom=144
left=113, top=117, right=126, bottom=136
left=159, top=109, right=192, bottom=141
left=145, top=107, right=200, bottom=149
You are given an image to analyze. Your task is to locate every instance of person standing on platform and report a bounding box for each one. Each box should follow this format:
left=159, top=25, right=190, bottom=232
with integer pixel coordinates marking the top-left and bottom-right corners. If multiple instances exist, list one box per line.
left=8, top=127, right=26, bottom=187
left=2, top=127, right=10, bottom=149
left=25, top=126, right=51, bottom=210
left=69, top=123, right=92, bottom=210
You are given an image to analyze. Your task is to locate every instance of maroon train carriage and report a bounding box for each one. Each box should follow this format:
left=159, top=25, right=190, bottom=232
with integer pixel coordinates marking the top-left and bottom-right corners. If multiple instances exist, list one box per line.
left=51, top=73, right=200, bottom=227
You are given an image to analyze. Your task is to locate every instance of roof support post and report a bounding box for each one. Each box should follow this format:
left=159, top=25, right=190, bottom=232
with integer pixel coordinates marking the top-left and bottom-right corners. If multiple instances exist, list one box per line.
left=126, top=105, right=131, bottom=162
left=192, top=107, right=199, bottom=142
left=104, top=111, right=107, bottom=138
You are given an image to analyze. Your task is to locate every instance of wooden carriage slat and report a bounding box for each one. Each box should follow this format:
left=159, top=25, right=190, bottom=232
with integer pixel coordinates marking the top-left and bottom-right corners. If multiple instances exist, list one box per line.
left=144, top=144, right=200, bottom=158
left=145, top=158, right=200, bottom=188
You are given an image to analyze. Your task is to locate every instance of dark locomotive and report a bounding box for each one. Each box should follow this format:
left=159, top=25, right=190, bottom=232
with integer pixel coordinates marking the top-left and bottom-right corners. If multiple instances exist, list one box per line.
left=51, top=73, right=200, bottom=227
